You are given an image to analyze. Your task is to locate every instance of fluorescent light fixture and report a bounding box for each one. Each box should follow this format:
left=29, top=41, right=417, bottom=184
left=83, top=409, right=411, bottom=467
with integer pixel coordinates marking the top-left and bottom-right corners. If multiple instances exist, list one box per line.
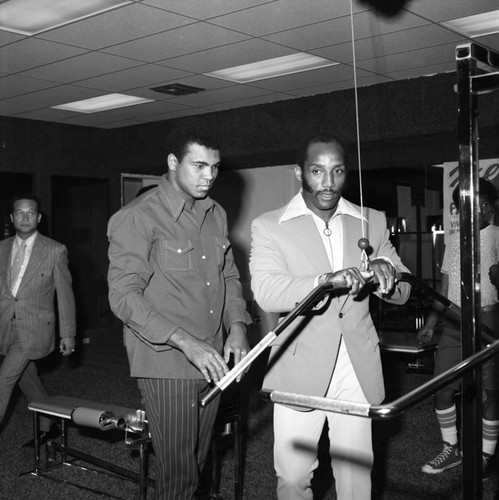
left=0, top=0, right=134, bottom=36
left=442, top=10, right=499, bottom=38
left=204, top=53, right=339, bottom=83
left=52, top=93, right=154, bottom=113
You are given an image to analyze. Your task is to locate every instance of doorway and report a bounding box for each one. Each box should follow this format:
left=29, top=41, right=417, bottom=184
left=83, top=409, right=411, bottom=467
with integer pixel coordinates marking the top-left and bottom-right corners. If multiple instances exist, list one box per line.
left=51, top=176, right=111, bottom=332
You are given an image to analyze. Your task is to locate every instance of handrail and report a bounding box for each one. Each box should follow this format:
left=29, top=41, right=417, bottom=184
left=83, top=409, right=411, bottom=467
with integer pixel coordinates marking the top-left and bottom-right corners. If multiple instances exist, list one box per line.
left=200, top=272, right=497, bottom=407
left=268, top=336, right=499, bottom=418
left=268, top=273, right=499, bottom=417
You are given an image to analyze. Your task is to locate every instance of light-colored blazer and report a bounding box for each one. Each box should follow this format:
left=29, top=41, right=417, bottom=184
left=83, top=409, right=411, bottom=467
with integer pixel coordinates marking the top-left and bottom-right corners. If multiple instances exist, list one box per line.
left=250, top=202, right=411, bottom=406
left=0, top=234, right=76, bottom=360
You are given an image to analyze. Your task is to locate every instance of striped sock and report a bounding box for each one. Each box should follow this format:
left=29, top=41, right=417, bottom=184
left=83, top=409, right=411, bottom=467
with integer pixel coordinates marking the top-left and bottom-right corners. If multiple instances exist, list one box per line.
left=436, top=405, right=458, bottom=446
left=483, top=418, right=499, bottom=456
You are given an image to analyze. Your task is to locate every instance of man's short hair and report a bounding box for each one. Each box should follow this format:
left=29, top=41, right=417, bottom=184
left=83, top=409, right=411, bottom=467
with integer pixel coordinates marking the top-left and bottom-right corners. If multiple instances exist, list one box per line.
left=167, top=119, right=221, bottom=162
left=296, top=132, right=348, bottom=169
left=452, top=177, right=498, bottom=209
left=10, top=193, right=41, bottom=212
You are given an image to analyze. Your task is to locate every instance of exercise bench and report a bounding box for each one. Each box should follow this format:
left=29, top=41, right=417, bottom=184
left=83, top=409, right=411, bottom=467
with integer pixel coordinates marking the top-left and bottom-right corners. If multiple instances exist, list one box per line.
left=25, top=395, right=152, bottom=499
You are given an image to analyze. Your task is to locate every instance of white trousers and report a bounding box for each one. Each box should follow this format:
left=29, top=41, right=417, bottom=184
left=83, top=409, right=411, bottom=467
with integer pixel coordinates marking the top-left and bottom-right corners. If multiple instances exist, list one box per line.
left=274, top=339, right=373, bottom=500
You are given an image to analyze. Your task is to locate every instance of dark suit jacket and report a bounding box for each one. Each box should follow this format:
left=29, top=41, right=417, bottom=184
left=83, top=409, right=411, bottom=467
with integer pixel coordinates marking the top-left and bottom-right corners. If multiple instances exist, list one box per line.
left=0, top=233, right=76, bottom=360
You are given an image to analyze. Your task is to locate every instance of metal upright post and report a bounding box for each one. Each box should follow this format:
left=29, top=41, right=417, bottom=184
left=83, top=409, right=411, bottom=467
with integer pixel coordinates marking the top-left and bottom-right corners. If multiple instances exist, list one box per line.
left=456, top=41, right=499, bottom=499
left=456, top=42, right=482, bottom=500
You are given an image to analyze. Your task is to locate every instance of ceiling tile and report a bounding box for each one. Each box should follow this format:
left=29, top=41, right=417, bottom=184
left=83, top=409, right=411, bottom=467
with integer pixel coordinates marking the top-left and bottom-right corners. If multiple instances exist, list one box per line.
left=475, top=34, right=499, bottom=52
left=0, top=0, right=497, bottom=129
left=18, top=52, right=143, bottom=83
left=57, top=113, right=130, bottom=128
left=263, top=9, right=429, bottom=51
left=355, top=42, right=459, bottom=74
left=37, top=3, right=195, bottom=50
left=0, top=38, right=88, bottom=73
left=0, top=101, right=38, bottom=116
left=209, top=0, right=369, bottom=36
left=142, top=0, right=274, bottom=19
left=0, top=75, right=60, bottom=99
left=169, top=85, right=272, bottom=107
left=0, top=30, right=25, bottom=47
left=102, top=22, right=249, bottom=62
left=158, top=38, right=293, bottom=73
left=76, top=64, right=193, bottom=92
left=311, top=24, right=468, bottom=64
left=15, top=107, right=82, bottom=122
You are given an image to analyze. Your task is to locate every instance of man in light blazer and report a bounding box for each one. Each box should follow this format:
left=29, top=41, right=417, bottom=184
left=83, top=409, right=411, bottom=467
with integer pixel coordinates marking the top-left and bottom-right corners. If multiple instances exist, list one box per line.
left=0, top=194, right=76, bottom=442
left=250, top=133, right=411, bottom=500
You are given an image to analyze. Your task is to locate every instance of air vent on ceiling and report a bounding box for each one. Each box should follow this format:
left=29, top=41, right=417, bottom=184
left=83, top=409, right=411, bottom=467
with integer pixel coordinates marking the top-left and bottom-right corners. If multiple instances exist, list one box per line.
left=151, top=83, right=205, bottom=96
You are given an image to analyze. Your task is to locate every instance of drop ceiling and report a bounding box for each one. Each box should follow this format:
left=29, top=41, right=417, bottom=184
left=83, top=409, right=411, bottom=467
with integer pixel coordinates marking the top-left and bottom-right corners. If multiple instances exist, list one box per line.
left=0, top=0, right=498, bottom=129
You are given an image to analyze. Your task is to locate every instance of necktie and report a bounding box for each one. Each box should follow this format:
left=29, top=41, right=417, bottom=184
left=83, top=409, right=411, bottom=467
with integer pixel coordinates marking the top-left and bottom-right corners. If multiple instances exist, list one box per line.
left=11, top=241, right=27, bottom=291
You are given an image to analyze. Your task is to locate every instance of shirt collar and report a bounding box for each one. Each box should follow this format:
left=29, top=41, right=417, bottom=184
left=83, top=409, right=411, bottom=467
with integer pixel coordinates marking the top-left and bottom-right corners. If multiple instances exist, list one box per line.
left=278, top=190, right=367, bottom=223
left=14, top=231, right=38, bottom=249
left=159, top=173, right=215, bottom=221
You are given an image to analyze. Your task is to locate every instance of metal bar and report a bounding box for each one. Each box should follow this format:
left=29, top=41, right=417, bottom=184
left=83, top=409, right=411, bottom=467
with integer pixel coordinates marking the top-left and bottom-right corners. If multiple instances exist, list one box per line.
left=139, top=443, right=147, bottom=500
left=456, top=40, right=493, bottom=500
left=471, top=72, right=499, bottom=94
left=269, top=335, right=499, bottom=418
left=33, top=412, right=40, bottom=474
left=61, top=419, right=67, bottom=464
left=34, top=471, right=126, bottom=500
left=49, top=441, right=154, bottom=486
left=201, top=272, right=497, bottom=408
left=200, top=281, right=337, bottom=406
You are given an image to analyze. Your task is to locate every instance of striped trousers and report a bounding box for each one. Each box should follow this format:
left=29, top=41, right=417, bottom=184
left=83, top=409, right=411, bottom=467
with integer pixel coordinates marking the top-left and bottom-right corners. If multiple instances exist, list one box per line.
left=137, top=378, right=220, bottom=500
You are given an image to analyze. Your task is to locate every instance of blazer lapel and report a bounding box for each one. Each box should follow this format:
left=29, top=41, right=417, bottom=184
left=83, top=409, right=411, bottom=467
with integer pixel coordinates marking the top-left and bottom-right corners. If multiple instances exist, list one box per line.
left=286, top=215, right=331, bottom=273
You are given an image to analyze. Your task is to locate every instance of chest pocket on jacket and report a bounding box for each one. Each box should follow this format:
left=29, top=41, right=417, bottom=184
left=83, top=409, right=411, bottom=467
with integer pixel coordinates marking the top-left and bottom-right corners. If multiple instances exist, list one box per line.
left=161, top=240, right=194, bottom=271
left=215, top=237, right=231, bottom=269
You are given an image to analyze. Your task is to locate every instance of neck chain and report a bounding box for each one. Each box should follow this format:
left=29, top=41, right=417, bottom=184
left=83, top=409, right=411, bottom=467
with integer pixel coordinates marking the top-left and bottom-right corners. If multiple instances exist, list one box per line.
left=323, top=221, right=332, bottom=237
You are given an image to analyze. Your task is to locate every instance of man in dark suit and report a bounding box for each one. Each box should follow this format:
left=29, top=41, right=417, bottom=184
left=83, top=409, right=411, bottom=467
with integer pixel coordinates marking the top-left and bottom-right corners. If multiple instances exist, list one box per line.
left=0, top=194, right=76, bottom=440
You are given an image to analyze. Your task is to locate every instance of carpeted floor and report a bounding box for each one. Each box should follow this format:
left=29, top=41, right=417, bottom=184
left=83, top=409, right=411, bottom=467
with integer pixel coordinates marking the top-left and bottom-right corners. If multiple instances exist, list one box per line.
left=0, top=324, right=497, bottom=500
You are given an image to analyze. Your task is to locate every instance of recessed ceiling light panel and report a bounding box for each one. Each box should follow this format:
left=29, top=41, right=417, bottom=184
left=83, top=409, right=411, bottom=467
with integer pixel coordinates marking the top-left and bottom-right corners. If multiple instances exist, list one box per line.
left=52, top=93, right=153, bottom=113
left=204, top=53, right=339, bottom=84
left=0, top=0, right=134, bottom=36
left=443, top=10, right=499, bottom=38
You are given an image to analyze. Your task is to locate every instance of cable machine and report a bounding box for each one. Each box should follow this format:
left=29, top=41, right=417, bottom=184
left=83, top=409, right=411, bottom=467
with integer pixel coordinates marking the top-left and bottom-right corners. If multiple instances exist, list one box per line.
left=200, top=42, right=499, bottom=500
